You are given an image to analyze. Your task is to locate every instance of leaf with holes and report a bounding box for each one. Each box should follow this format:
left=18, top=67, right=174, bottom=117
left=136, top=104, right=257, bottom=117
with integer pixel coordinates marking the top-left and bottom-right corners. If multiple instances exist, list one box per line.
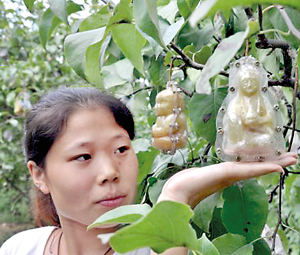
left=222, top=179, right=268, bottom=242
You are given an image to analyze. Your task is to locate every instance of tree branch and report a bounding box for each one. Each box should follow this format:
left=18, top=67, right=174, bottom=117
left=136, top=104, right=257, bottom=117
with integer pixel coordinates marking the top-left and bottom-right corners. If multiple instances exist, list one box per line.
left=276, top=5, right=300, bottom=41
left=170, top=42, right=228, bottom=77
left=256, top=37, right=294, bottom=88
left=288, top=66, right=298, bottom=152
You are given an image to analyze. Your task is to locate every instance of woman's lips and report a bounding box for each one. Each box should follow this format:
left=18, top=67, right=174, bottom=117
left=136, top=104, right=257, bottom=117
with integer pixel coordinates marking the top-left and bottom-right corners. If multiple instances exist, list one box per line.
left=96, top=195, right=126, bottom=208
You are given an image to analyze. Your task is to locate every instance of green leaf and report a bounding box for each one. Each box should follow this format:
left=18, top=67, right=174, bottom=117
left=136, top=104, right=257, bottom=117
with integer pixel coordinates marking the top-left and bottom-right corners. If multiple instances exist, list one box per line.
left=189, top=0, right=300, bottom=27
left=149, top=179, right=166, bottom=204
left=111, top=24, right=146, bottom=76
left=177, top=0, right=200, bottom=19
left=49, top=0, right=68, bottom=23
left=39, top=8, right=61, bottom=49
left=194, top=45, right=212, bottom=65
left=136, top=148, right=159, bottom=183
left=148, top=55, right=168, bottom=86
left=88, top=204, right=151, bottom=230
left=188, top=87, right=227, bottom=143
left=133, top=0, right=165, bottom=48
left=193, top=192, right=221, bottom=233
left=101, top=59, right=134, bottom=88
left=133, top=138, right=151, bottom=154
left=84, top=42, right=103, bottom=86
left=106, top=201, right=198, bottom=253
left=253, top=239, right=271, bottom=255
left=198, top=233, right=220, bottom=255
left=195, top=30, right=249, bottom=94
left=64, top=27, right=106, bottom=78
left=39, top=3, right=82, bottom=48
left=222, top=179, right=269, bottom=242
left=80, top=12, right=111, bottom=31
left=212, top=233, right=248, bottom=255
left=108, top=0, right=133, bottom=26
left=162, top=17, right=185, bottom=45
left=23, top=0, right=36, bottom=12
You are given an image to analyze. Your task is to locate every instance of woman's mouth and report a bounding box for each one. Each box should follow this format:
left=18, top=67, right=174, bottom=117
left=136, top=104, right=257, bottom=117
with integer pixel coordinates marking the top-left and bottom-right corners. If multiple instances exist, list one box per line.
left=96, top=194, right=126, bottom=208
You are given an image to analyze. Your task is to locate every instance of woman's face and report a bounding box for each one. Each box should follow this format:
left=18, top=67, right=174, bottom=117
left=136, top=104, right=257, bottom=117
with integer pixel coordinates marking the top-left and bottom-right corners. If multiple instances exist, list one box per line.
left=42, top=107, right=139, bottom=227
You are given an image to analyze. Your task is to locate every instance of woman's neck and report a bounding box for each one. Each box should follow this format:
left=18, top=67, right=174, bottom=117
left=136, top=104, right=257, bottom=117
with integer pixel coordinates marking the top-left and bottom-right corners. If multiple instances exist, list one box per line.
left=59, top=220, right=117, bottom=255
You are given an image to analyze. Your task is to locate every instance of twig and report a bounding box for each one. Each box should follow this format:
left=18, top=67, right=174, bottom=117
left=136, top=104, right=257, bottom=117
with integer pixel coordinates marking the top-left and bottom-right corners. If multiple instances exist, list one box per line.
left=256, top=37, right=293, bottom=87
left=276, top=5, right=300, bottom=41
left=284, top=126, right=300, bottom=133
left=288, top=65, right=298, bottom=152
left=272, top=173, right=285, bottom=251
left=269, top=184, right=279, bottom=203
left=285, top=169, right=300, bottom=175
left=169, top=42, right=229, bottom=77
left=170, top=41, right=294, bottom=88
left=258, top=4, right=263, bottom=31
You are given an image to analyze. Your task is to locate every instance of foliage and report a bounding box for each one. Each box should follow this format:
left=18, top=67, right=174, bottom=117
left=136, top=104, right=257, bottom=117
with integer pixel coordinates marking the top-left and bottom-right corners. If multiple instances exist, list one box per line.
left=0, top=0, right=82, bottom=223
left=4, top=0, right=300, bottom=253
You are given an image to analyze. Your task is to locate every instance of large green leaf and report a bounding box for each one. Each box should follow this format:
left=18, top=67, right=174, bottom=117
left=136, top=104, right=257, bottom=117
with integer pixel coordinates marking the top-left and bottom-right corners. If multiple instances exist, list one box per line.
left=49, top=0, right=68, bottom=24
left=195, top=30, right=249, bottom=94
left=212, top=233, right=248, bottom=255
left=101, top=201, right=199, bottom=253
left=39, top=8, right=61, bottom=49
left=101, top=59, right=134, bottom=89
left=189, top=0, right=300, bottom=27
left=64, top=27, right=106, bottom=78
left=222, top=179, right=269, bottom=242
left=39, top=3, right=82, bottom=48
left=198, top=234, right=220, bottom=255
left=193, top=192, right=221, bottom=233
left=162, top=17, right=185, bottom=46
left=88, top=204, right=151, bottom=230
left=133, top=0, right=165, bottom=48
left=188, top=87, right=227, bottom=143
left=84, top=42, right=103, bottom=86
left=79, top=12, right=111, bottom=32
left=136, top=148, right=159, bottom=183
left=111, top=24, right=146, bottom=75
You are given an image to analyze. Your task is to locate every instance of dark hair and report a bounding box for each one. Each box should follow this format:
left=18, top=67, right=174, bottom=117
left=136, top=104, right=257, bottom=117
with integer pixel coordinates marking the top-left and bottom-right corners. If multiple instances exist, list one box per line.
left=24, top=86, right=135, bottom=226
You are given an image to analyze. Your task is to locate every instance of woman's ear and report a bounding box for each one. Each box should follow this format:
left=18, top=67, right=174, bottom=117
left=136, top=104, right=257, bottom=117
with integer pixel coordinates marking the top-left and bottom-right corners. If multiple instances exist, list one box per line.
left=27, top=161, right=50, bottom=194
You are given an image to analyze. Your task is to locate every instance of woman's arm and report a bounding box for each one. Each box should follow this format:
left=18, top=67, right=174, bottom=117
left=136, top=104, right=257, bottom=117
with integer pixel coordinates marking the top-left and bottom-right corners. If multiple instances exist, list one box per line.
left=150, top=152, right=297, bottom=255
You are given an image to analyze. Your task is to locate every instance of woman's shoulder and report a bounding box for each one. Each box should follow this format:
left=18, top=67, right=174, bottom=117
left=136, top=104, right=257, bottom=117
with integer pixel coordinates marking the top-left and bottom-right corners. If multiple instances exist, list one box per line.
left=0, top=226, right=56, bottom=255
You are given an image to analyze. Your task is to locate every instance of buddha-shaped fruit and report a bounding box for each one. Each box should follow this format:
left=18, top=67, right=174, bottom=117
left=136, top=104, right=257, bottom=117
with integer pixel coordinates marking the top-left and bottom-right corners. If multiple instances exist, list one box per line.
left=215, top=56, right=286, bottom=162
left=152, top=81, right=188, bottom=154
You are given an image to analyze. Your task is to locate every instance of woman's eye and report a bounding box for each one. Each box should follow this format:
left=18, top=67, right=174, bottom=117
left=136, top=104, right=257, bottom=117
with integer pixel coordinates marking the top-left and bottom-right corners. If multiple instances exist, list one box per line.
left=115, top=146, right=129, bottom=154
left=74, top=154, right=92, bottom=161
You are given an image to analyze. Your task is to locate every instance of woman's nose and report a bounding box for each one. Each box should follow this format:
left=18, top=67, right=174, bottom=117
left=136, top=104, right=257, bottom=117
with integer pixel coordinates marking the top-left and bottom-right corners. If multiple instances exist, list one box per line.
left=96, top=158, right=119, bottom=185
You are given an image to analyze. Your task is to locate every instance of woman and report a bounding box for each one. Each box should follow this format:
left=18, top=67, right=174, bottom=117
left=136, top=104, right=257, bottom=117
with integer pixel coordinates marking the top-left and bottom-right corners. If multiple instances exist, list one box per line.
left=0, top=87, right=297, bottom=255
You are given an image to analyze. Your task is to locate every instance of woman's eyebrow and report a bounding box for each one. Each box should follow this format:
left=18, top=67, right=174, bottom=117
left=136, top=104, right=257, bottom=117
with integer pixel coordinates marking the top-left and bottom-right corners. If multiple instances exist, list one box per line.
left=65, top=134, right=130, bottom=151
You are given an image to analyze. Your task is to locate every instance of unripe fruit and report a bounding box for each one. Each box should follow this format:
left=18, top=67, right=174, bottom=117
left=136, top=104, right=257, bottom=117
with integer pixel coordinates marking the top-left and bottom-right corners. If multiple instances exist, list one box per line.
left=247, top=18, right=260, bottom=37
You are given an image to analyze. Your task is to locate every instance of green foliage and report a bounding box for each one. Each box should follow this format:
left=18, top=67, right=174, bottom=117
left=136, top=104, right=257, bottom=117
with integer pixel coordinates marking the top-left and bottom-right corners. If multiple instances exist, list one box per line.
left=0, top=0, right=81, bottom=226
left=4, top=0, right=300, bottom=253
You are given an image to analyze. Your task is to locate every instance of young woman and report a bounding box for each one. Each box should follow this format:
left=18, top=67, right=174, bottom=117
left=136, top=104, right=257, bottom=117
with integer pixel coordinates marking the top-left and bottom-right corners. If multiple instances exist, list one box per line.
left=0, top=87, right=297, bottom=255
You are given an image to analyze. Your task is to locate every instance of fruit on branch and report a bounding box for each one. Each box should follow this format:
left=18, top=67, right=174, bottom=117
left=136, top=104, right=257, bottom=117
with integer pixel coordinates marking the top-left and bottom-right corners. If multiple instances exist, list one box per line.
left=152, top=81, right=188, bottom=154
left=247, top=18, right=260, bottom=37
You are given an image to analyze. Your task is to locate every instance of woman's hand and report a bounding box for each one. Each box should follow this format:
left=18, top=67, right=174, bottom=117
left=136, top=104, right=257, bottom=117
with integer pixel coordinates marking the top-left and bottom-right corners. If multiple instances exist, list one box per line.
left=158, top=152, right=298, bottom=208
